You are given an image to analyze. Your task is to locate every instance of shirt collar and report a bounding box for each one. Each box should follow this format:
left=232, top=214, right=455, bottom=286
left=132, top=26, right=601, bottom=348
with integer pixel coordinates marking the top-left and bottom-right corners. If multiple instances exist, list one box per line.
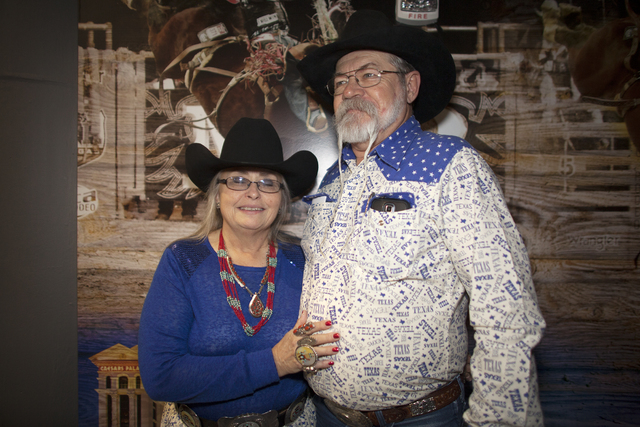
left=341, top=117, right=420, bottom=171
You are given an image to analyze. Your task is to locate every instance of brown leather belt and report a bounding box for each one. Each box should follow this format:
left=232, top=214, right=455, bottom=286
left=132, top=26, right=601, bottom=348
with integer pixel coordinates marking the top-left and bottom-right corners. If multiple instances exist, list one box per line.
left=324, top=378, right=461, bottom=427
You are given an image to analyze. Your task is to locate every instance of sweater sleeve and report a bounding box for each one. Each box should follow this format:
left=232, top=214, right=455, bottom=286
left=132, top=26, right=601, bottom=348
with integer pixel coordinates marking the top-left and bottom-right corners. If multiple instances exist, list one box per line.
left=138, top=244, right=281, bottom=404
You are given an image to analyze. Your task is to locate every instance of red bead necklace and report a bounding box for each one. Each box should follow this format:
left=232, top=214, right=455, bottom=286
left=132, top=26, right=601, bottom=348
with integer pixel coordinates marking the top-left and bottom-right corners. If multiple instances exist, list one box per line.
left=217, top=231, right=276, bottom=337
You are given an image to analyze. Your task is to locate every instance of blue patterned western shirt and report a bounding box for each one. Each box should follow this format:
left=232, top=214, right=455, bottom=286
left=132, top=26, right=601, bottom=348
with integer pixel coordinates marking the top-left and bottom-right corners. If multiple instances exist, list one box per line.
left=301, top=117, right=545, bottom=426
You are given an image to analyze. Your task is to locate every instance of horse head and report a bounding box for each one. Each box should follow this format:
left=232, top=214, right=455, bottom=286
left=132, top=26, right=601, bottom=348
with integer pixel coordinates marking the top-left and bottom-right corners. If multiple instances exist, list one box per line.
left=539, top=0, right=640, bottom=150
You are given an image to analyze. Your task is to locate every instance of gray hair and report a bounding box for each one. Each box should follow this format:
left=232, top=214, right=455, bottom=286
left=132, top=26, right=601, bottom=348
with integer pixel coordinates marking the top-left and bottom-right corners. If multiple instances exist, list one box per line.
left=188, top=171, right=294, bottom=245
left=388, top=54, right=416, bottom=75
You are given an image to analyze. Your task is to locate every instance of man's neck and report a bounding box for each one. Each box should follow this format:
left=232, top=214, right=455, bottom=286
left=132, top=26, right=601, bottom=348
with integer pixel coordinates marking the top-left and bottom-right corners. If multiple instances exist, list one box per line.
left=351, top=140, right=377, bottom=165
left=349, top=113, right=413, bottom=164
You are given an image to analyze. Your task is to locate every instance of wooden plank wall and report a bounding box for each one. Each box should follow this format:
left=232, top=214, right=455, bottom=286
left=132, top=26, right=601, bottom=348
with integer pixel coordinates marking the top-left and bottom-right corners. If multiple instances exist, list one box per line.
left=458, top=22, right=640, bottom=426
left=77, top=4, right=640, bottom=426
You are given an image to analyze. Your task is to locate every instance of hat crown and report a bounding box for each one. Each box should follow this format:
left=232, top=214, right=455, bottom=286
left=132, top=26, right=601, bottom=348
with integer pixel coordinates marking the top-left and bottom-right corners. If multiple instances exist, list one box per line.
left=220, top=117, right=284, bottom=165
left=185, top=117, right=318, bottom=198
left=296, top=9, right=456, bottom=123
left=340, top=10, right=392, bottom=40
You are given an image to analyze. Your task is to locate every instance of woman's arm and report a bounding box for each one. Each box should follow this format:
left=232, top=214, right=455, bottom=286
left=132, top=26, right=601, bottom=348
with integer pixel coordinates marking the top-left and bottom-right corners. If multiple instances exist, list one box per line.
left=138, top=245, right=339, bottom=404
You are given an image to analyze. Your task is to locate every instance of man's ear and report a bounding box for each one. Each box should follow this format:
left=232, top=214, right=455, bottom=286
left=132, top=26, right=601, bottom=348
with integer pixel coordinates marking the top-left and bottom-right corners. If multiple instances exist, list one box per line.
left=405, top=71, right=421, bottom=104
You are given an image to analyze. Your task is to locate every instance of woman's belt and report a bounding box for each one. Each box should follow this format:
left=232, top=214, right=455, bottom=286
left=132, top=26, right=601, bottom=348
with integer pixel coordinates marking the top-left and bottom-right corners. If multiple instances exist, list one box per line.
left=323, top=378, right=461, bottom=427
left=176, top=388, right=308, bottom=427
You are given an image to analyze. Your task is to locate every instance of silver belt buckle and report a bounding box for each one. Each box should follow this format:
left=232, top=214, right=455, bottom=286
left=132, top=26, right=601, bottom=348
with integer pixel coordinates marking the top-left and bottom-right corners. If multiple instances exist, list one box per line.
left=284, top=389, right=308, bottom=424
left=323, top=399, right=372, bottom=427
left=408, top=397, right=437, bottom=416
left=176, top=404, right=202, bottom=427
left=217, top=410, right=279, bottom=427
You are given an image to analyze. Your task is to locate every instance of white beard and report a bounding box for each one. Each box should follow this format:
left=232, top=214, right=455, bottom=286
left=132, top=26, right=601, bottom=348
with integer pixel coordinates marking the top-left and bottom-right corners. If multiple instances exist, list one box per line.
left=334, top=89, right=407, bottom=146
left=334, top=98, right=378, bottom=143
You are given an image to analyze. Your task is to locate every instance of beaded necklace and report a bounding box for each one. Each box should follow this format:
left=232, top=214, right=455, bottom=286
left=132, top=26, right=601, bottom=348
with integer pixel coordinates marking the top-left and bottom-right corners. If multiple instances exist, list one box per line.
left=217, top=232, right=276, bottom=337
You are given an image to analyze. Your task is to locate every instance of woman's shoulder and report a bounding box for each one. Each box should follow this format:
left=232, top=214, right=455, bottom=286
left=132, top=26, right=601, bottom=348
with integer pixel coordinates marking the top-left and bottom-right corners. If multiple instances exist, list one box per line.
left=165, top=238, right=215, bottom=277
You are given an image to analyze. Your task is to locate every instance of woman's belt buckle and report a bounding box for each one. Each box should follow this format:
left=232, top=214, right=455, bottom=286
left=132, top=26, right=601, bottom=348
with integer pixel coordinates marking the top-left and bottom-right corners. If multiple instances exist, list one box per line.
left=284, top=388, right=309, bottom=424
left=217, top=410, right=279, bottom=427
left=176, top=404, right=201, bottom=427
left=323, top=399, right=372, bottom=427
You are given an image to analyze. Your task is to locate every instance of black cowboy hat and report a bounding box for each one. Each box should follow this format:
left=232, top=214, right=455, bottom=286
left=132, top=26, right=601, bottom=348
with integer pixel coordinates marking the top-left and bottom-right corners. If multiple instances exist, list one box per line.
left=186, top=118, right=318, bottom=198
left=297, top=10, right=456, bottom=123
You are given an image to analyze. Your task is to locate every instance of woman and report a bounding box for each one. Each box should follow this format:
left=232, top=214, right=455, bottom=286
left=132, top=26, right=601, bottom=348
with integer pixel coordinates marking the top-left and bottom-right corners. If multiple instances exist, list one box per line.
left=139, top=118, right=338, bottom=427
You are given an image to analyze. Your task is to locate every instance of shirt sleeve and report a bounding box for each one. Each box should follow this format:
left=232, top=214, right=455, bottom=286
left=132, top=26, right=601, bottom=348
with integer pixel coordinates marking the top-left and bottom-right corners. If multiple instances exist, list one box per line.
left=138, top=247, right=280, bottom=404
left=440, top=148, right=546, bottom=426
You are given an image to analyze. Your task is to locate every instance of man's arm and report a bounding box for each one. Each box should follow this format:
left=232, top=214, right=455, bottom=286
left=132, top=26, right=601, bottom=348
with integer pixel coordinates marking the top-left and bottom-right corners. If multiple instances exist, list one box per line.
left=440, top=147, right=546, bottom=426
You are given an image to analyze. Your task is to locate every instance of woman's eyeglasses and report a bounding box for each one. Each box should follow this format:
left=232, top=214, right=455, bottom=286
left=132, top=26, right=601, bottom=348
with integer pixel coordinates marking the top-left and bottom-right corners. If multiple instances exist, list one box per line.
left=217, top=176, right=283, bottom=193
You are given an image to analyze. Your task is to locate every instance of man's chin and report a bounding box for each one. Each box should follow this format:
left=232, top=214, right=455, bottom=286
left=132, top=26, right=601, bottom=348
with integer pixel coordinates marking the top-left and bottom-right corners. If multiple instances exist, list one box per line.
left=336, top=111, right=379, bottom=143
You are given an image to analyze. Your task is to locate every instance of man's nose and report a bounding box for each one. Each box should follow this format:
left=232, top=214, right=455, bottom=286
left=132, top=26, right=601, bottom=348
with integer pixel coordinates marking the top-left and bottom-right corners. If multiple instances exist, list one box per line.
left=341, top=76, right=363, bottom=97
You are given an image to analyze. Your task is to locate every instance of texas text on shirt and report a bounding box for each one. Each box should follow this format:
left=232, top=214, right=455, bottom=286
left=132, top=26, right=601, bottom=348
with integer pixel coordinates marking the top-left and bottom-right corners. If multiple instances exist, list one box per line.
left=300, top=117, right=546, bottom=426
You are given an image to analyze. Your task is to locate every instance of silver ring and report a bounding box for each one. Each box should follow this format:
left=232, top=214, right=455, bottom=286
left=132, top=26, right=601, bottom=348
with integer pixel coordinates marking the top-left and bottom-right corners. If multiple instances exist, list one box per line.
left=297, top=336, right=317, bottom=346
left=295, top=344, right=318, bottom=367
left=302, top=365, right=318, bottom=374
left=293, top=322, right=314, bottom=336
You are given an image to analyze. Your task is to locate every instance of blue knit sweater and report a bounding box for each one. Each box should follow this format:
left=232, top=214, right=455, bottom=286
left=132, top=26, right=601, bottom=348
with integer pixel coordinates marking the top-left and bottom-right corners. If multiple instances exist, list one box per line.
left=138, top=238, right=307, bottom=420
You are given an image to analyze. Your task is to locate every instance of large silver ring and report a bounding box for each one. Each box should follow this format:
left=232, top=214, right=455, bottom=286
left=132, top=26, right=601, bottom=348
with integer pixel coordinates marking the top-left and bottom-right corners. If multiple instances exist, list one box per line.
left=295, top=344, right=318, bottom=367
left=297, top=336, right=317, bottom=346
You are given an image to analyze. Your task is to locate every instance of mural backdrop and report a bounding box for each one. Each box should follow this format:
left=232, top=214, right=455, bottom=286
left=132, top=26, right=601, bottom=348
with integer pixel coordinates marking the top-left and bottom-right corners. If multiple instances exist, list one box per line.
left=78, top=0, right=640, bottom=425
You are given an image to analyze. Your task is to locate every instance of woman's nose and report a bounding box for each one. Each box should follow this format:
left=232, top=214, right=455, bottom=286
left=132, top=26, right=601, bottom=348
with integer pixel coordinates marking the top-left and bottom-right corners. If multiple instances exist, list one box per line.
left=245, top=182, right=261, bottom=197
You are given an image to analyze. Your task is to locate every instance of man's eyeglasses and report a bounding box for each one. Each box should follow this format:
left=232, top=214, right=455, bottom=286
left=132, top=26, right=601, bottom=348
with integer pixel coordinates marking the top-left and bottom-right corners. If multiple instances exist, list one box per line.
left=327, top=68, right=402, bottom=96
left=217, top=176, right=283, bottom=193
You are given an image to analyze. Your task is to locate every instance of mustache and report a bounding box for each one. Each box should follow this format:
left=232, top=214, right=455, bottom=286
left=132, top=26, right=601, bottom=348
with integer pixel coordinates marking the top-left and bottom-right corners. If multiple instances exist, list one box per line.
left=335, top=98, right=377, bottom=121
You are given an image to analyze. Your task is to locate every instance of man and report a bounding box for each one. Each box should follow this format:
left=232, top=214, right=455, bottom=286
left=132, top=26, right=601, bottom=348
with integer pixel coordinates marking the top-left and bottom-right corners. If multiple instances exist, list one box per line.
left=296, top=10, right=545, bottom=427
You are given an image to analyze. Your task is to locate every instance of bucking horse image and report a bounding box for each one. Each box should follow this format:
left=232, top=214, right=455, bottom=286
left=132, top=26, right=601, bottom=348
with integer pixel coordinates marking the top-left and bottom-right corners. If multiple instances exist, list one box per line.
left=125, top=0, right=354, bottom=136
left=540, top=0, right=640, bottom=150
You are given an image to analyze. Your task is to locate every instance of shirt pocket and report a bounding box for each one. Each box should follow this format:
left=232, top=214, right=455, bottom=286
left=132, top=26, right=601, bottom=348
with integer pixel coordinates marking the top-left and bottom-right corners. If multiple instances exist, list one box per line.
left=363, top=192, right=415, bottom=213
left=302, top=193, right=336, bottom=256
left=355, top=193, right=424, bottom=282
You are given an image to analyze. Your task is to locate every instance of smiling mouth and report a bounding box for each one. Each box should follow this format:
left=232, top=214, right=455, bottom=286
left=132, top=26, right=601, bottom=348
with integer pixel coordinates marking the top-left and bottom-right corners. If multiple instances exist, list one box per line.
left=240, top=207, right=264, bottom=211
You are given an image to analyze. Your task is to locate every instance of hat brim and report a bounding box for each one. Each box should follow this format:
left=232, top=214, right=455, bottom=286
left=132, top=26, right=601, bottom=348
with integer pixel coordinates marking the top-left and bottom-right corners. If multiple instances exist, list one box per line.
left=186, top=143, right=318, bottom=199
left=298, top=26, right=456, bottom=123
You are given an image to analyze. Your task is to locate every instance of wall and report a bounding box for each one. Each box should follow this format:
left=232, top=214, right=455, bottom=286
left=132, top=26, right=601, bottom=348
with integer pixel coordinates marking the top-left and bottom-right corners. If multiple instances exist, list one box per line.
left=0, top=0, right=78, bottom=425
left=8, top=0, right=634, bottom=425
left=78, top=1, right=640, bottom=425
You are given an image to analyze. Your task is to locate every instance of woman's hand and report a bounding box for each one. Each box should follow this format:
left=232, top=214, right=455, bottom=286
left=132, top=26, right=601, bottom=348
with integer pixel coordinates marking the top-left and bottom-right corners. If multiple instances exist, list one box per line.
left=272, top=311, right=340, bottom=377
